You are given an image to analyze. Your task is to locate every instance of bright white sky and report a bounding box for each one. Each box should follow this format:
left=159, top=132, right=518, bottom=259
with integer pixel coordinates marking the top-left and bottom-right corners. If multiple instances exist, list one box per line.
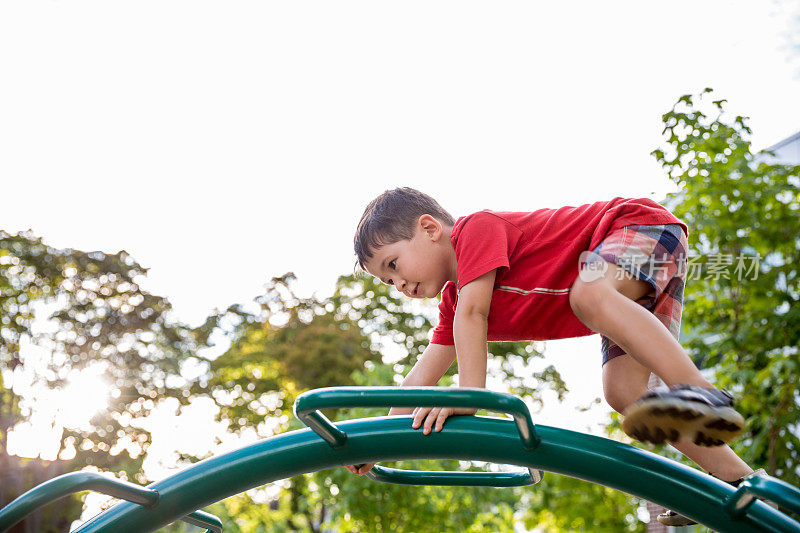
left=2, top=0, right=800, bottom=488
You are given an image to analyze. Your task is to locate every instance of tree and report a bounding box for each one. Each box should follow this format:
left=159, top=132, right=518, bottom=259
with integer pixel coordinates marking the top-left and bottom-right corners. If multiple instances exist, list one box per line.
left=0, top=231, right=210, bottom=528
left=652, top=89, right=800, bottom=488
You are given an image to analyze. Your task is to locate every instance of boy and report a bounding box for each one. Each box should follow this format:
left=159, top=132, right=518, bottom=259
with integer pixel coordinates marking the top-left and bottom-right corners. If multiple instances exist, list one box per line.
left=348, top=187, right=759, bottom=527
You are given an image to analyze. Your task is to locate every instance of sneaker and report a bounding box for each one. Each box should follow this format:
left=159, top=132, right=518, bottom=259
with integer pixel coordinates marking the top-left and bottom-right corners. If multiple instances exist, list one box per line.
left=621, top=385, right=745, bottom=446
left=656, top=469, right=768, bottom=527
left=657, top=508, right=697, bottom=527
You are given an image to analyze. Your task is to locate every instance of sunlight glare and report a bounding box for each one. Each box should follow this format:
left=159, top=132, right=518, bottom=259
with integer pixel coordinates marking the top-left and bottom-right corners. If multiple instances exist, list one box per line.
left=55, top=367, right=112, bottom=430
left=7, top=366, right=113, bottom=461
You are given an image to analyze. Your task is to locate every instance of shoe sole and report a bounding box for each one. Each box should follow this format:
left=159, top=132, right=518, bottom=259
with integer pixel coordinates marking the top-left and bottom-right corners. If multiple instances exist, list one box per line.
left=657, top=512, right=697, bottom=526
left=621, top=397, right=744, bottom=446
left=657, top=513, right=697, bottom=526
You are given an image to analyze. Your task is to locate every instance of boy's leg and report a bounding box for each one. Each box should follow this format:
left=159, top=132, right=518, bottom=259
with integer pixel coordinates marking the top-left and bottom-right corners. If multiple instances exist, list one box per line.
left=585, top=224, right=752, bottom=526
left=571, top=261, right=712, bottom=389
left=603, top=354, right=751, bottom=481
left=573, top=260, right=745, bottom=446
left=670, top=440, right=752, bottom=481
left=604, top=354, right=753, bottom=527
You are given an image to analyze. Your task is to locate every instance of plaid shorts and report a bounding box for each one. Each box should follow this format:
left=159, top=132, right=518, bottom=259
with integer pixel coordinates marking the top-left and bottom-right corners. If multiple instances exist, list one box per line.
left=582, top=224, right=688, bottom=365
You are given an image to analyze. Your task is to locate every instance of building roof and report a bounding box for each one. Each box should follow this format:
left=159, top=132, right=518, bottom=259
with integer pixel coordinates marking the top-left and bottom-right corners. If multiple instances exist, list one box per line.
left=766, top=129, right=800, bottom=152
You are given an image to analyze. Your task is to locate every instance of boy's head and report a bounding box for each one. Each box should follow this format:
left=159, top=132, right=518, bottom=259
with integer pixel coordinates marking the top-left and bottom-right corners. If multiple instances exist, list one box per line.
left=354, top=187, right=456, bottom=298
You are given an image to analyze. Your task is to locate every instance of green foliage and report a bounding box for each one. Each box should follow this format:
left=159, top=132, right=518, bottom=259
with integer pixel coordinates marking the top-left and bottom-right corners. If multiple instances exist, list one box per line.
left=521, top=473, right=646, bottom=532
left=0, top=371, right=20, bottom=449
left=324, top=460, right=520, bottom=532
left=203, top=273, right=382, bottom=435
left=653, top=88, right=800, bottom=487
left=330, top=274, right=435, bottom=369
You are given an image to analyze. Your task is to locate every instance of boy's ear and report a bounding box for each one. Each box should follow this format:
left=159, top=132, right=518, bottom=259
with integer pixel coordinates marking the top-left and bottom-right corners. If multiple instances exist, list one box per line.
left=418, top=214, right=443, bottom=241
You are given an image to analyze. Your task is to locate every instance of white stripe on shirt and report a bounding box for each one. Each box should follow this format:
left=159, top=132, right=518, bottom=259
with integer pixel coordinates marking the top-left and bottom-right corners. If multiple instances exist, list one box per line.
left=496, top=285, right=571, bottom=296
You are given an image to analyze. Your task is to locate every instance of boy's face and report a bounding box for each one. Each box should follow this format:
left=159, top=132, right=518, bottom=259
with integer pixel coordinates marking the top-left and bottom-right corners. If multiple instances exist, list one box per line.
left=364, top=215, right=453, bottom=299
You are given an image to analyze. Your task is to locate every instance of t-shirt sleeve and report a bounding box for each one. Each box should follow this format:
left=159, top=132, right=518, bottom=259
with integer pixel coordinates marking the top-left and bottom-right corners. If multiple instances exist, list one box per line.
left=430, top=282, right=457, bottom=345
left=455, top=212, right=523, bottom=288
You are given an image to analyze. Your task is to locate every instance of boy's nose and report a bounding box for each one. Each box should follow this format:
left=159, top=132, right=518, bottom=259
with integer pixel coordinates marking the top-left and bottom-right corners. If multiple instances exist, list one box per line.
left=394, top=279, right=407, bottom=291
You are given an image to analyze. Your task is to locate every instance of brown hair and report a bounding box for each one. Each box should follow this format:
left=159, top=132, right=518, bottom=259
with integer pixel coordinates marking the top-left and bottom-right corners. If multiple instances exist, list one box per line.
left=354, top=187, right=455, bottom=271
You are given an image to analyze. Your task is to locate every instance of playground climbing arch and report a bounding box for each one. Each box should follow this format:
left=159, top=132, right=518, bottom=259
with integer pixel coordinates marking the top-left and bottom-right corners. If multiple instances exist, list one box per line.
left=1, top=387, right=799, bottom=532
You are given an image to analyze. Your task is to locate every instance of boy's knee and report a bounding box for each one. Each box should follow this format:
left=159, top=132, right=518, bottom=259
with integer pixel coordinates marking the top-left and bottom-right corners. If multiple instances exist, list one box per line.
left=569, top=278, right=608, bottom=323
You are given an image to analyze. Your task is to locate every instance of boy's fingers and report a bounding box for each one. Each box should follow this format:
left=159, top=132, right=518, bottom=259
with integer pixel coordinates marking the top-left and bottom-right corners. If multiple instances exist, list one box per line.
left=347, top=463, right=372, bottom=475
left=422, top=408, right=440, bottom=435
left=434, top=408, right=451, bottom=432
left=357, top=463, right=376, bottom=475
left=412, top=407, right=431, bottom=429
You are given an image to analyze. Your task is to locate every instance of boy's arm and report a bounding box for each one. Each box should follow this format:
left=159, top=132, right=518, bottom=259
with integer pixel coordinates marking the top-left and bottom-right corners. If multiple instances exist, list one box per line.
left=452, top=269, right=495, bottom=388
left=413, top=269, right=496, bottom=435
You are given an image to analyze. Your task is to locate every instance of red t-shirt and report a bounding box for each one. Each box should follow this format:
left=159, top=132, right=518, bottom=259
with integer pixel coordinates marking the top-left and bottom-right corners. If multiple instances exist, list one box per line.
left=430, top=197, right=687, bottom=344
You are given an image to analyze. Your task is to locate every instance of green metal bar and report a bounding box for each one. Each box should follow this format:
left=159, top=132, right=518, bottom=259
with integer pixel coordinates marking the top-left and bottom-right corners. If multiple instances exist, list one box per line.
left=294, top=386, right=540, bottom=449
left=295, top=386, right=542, bottom=485
left=71, top=416, right=799, bottom=532
left=725, top=475, right=800, bottom=518
left=183, top=510, right=223, bottom=533
left=366, top=464, right=542, bottom=487
left=0, top=471, right=224, bottom=533
left=0, top=471, right=158, bottom=531
left=297, top=409, right=347, bottom=448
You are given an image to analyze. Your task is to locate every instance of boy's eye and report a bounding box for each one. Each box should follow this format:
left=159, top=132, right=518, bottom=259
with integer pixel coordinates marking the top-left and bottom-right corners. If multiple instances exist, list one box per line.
left=388, top=260, right=396, bottom=270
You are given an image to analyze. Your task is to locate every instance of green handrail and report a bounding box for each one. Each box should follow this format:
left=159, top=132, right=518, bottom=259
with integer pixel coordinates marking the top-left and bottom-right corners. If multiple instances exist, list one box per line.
left=294, top=386, right=542, bottom=487
left=294, top=386, right=540, bottom=449
left=725, top=474, right=800, bottom=519
left=0, top=471, right=221, bottom=533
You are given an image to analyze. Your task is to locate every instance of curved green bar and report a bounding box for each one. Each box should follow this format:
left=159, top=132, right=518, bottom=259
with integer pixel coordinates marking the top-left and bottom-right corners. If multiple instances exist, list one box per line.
left=0, top=471, right=222, bottom=533
left=182, top=510, right=223, bottom=533
left=366, top=464, right=542, bottom=487
left=294, top=386, right=540, bottom=449
left=0, top=471, right=158, bottom=531
left=72, top=416, right=799, bottom=532
left=295, top=386, right=541, bottom=485
left=725, top=475, right=800, bottom=518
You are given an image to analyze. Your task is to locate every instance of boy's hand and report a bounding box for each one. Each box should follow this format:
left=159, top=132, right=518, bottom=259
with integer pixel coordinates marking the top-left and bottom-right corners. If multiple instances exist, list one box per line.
left=346, top=463, right=376, bottom=476
left=411, top=406, right=477, bottom=435
left=344, top=406, right=477, bottom=476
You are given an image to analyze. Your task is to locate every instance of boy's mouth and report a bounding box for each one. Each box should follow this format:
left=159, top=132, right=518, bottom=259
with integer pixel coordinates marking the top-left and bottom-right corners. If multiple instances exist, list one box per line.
left=413, top=283, right=420, bottom=296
